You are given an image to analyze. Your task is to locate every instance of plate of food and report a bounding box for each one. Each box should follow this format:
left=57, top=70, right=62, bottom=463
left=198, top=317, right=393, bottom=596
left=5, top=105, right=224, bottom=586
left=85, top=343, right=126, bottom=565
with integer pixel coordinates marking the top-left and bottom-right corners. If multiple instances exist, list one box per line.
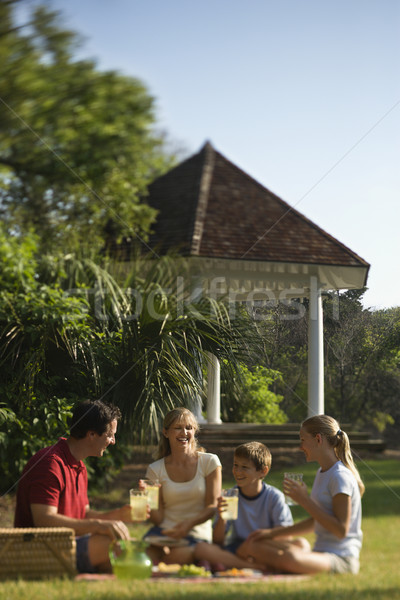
left=143, top=535, right=189, bottom=548
left=176, top=564, right=211, bottom=578
left=153, top=562, right=181, bottom=575
left=215, top=568, right=263, bottom=578
left=152, top=563, right=211, bottom=578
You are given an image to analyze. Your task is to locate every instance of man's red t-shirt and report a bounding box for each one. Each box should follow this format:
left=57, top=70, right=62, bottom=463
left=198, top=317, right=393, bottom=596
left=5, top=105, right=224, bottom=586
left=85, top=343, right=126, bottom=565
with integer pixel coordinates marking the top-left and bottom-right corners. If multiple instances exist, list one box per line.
left=14, top=438, right=89, bottom=527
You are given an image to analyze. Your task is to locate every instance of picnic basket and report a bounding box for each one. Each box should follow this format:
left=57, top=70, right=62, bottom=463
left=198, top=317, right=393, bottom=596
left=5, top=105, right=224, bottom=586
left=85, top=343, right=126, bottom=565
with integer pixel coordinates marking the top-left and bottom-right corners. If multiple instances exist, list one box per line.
left=0, top=527, right=76, bottom=580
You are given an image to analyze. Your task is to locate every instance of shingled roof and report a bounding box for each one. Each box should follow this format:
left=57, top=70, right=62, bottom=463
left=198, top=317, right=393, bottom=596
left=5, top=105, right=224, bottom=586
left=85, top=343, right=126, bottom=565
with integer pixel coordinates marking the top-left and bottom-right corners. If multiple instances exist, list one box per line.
left=146, top=142, right=369, bottom=272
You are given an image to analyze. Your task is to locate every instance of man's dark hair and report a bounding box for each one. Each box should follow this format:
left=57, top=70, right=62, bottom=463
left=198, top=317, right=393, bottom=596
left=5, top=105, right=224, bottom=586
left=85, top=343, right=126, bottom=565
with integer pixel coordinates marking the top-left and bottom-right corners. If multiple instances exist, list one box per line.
left=69, top=400, right=122, bottom=439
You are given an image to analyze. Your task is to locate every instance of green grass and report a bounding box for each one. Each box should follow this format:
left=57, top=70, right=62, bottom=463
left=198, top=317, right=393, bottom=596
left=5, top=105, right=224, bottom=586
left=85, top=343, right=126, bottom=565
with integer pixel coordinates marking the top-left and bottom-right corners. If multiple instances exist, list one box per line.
left=1, top=459, right=399, bottom=600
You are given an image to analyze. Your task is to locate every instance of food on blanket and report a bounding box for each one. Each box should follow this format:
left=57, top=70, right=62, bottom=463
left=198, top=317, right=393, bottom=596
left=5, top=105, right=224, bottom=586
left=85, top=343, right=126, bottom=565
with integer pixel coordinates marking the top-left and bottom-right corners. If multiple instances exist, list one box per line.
left=157, top=562, right=181, bottom=573
left=155, top=562, right=211, bottom=577
left=216, top=567, right=263, bottom=577
left=217, top=568, right=246, bottom=577
left=177, top=564, right=211, bottom=578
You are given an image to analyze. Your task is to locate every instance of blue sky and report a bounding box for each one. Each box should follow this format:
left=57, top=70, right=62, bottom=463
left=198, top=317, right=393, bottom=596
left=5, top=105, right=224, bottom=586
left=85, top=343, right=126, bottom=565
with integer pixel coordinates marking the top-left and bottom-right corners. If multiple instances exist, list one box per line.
left=38, top=1, right=400, bottom=309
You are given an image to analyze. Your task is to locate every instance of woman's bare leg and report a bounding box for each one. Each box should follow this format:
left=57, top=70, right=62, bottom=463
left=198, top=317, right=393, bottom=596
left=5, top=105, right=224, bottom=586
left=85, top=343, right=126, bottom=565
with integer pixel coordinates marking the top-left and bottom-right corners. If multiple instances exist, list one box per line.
left=194, top=542, right=264, bottom=570
left=238, top=539, right=332, bottom=574
left=145, top=543, right=194, bottom=565
left=162, top=545, right=195, bottom=565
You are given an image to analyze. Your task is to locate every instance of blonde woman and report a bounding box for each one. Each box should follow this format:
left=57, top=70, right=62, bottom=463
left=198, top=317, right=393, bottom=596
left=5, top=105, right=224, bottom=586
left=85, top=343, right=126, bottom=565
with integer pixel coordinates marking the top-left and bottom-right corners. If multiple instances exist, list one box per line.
left=241, top=415, right=364, bottom=575
left=143, top=407, right=221, bottom=565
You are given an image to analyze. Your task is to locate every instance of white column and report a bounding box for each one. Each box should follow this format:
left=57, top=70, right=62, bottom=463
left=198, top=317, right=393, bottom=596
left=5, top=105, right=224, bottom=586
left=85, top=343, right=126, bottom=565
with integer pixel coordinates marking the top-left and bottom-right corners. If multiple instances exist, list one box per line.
left=190, top=275, right=206, bottom=423
left=190, top=357, right=206, bottom=424
left=308, top=276, right=324, bottom=417
left=206, top=352, right=222, bottom=424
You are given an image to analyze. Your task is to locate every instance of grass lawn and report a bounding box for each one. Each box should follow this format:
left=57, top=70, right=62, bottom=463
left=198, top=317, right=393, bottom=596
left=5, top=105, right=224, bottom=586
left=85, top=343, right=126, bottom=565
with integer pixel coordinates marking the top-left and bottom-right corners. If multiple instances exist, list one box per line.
left=1, top=455, right=399, bottom=600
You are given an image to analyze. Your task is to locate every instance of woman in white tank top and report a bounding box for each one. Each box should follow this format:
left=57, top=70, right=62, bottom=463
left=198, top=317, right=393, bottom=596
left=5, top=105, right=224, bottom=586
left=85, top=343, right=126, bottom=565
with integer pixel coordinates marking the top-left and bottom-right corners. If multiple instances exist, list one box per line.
left=143, top=407, right=222, bottom=565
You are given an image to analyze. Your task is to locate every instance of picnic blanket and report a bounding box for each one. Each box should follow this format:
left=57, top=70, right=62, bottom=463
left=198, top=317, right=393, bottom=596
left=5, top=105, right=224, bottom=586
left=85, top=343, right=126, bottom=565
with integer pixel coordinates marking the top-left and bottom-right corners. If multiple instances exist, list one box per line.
left=151, top=574, right=309, bottom=584
left=75, top=572, right=309, bottom=584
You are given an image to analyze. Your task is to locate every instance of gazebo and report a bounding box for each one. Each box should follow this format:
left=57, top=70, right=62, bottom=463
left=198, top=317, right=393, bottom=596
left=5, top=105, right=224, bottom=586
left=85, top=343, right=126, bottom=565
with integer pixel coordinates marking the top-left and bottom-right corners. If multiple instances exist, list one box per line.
left=128, top=142, right=370, bottom=422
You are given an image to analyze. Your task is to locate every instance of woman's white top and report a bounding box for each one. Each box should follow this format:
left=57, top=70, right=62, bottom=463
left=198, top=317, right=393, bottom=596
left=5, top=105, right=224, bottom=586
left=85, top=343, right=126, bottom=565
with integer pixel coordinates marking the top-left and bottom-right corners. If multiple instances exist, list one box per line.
left=146, top=451, right=221, bottom=542
left=311, top=460, right=363, bottom=558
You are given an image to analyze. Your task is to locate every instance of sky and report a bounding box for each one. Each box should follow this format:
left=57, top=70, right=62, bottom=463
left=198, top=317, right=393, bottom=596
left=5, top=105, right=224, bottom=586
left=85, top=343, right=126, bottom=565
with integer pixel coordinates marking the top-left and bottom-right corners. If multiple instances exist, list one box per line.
left=30, top=0, right=400, bottom=309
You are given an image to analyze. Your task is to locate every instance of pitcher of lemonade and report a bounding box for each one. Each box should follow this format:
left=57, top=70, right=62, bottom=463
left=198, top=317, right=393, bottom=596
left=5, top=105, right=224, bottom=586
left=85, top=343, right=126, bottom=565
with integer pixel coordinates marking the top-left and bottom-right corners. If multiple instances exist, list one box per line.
left=109, top=539, right=152, bottom=579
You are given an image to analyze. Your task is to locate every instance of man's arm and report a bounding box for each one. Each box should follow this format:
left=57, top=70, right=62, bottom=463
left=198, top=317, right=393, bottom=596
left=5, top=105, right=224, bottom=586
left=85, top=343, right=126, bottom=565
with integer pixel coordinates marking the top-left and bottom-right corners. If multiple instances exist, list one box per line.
left=31, top=504, right=130, bottom=540
left=85, top=505, right=132, bottom=523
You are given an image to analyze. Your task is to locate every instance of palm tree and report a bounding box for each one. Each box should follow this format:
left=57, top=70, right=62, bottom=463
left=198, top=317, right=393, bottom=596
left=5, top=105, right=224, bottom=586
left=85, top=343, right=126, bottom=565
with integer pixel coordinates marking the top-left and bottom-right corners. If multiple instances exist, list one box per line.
left=0, top=233, right=263, bottom=455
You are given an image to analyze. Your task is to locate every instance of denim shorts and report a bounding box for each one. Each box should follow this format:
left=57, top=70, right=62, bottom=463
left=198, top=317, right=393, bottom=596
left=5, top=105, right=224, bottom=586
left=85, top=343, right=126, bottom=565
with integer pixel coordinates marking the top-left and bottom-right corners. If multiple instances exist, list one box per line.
left=76, top=535, right=97, bottom=573
left=224, top=539, right=242, bottom=554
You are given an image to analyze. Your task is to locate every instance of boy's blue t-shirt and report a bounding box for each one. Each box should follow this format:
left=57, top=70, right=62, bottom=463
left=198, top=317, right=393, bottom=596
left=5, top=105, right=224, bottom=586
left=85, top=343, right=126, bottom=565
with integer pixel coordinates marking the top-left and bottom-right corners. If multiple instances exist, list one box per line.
left=222, top=483, right=293, bottom=547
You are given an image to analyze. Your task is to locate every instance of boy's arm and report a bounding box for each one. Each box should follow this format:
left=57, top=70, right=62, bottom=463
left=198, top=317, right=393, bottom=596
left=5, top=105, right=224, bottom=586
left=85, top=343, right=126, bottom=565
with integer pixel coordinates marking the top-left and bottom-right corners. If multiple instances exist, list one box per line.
left=246, top=517, right=314, bottom=543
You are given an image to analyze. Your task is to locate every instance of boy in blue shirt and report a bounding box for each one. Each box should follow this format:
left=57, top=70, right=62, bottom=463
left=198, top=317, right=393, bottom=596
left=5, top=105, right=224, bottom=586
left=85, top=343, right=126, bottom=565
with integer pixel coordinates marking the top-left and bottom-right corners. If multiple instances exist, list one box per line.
left=194, top=441, right=308, bottom=571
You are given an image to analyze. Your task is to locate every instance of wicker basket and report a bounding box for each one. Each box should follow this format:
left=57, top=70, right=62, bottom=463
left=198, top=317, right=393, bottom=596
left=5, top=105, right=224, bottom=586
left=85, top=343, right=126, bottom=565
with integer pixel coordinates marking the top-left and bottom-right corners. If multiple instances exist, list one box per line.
left=0, top=527, right=77, bottom=580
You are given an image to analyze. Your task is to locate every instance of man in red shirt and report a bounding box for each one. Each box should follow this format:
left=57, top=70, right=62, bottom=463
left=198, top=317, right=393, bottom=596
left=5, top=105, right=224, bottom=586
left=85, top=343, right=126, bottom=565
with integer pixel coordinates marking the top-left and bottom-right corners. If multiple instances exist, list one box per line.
left=14, top=399, right=135, bottom=573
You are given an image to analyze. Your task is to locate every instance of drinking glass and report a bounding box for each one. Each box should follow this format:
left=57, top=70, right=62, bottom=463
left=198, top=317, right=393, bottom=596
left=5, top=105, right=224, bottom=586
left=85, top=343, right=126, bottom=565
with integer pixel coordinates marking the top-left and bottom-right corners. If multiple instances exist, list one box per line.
left=130, top=489, right=148, bottom=520
left=220, top=488, right=239, bottom=520
left=283, top=472, right=303, bottom=506
left=142, top=479, right=160, bottom=510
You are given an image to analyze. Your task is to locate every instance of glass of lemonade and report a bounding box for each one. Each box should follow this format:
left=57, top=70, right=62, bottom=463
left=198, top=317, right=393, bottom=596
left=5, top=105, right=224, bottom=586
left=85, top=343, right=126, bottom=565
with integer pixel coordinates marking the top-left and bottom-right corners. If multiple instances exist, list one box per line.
left=221, top=488, right=239, bottom=520
left=142, top=479, right=160, bottom=510
left=283, top=472, right=303, bottom=505
left=130, top=489, right=148, bottom=521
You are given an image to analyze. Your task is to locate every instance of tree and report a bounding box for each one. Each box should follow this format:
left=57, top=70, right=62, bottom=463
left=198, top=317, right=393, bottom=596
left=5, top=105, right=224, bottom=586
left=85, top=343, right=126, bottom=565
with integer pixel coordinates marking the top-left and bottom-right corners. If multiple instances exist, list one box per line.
left=0, top=1, right=174, bottom=251
left=221, top=363, right=287, bottom=424
left=0, top=226, right=264, bottom=491
left=248, top=300, right=309, bottom=421
left=322, top=290, right=400, bottom=427
left=245, top=291, right=400, bottom=433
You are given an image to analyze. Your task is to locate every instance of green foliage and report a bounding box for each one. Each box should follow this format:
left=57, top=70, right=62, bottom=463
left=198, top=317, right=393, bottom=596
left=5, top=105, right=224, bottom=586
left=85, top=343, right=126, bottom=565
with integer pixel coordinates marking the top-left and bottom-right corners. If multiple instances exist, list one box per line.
left=245, top=301, right=309, bottom=422
left=91, top=254, right=262, bottom=441
left=371, top=411, right=395, bottom=433
left=0, top=396, right=73, bottom=494
left=222, top=363, right=287, bottom=424
left=0, top=403, right=17, bottom=428
left=251, top=291, right=400, bottom=434
left=323, top=291, right=400, bottom=427
left=0, top=2, right=175, bottom=251
left=0, top=226, right=263, bottom=489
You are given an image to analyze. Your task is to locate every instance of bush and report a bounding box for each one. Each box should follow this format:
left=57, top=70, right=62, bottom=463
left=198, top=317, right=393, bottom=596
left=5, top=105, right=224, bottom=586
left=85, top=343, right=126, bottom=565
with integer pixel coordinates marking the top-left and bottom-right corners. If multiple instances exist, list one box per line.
left=225, top=364, right=288, bottom=424
left=0, top=397, right=73, bottom=494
